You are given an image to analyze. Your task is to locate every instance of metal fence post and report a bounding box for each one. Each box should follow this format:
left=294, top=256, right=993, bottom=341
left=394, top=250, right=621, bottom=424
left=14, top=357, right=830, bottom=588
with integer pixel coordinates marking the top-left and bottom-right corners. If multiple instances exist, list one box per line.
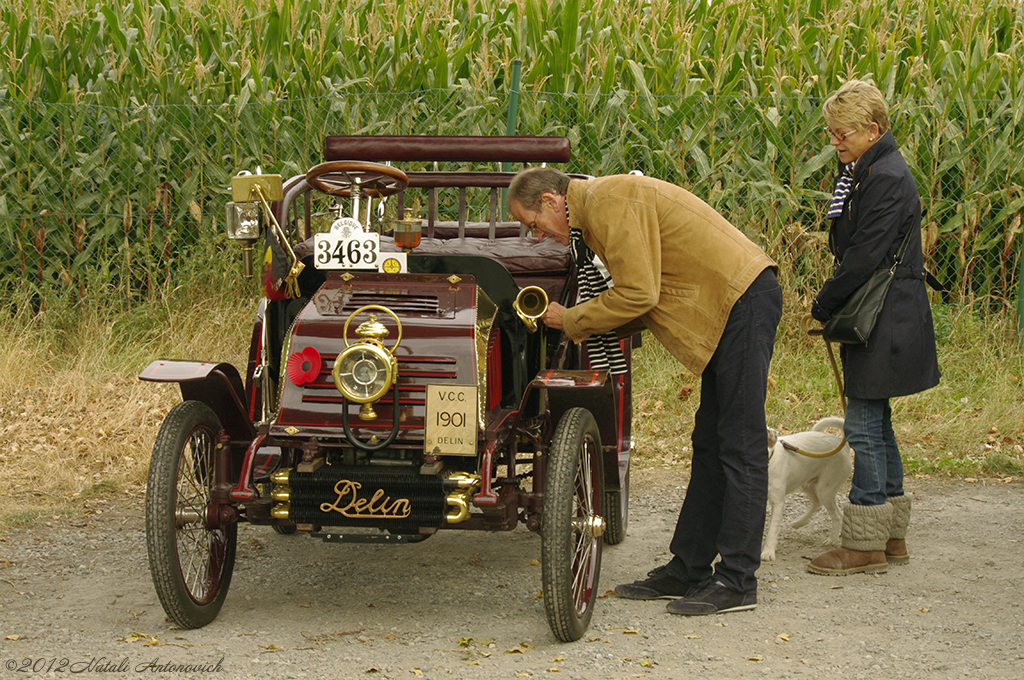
left=501, top=59, right=523, bottom=219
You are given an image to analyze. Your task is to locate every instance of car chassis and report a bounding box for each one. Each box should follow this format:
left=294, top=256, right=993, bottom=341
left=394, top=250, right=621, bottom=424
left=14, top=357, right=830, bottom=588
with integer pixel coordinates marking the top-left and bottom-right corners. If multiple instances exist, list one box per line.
left=140, top=135, right=634, bottom=641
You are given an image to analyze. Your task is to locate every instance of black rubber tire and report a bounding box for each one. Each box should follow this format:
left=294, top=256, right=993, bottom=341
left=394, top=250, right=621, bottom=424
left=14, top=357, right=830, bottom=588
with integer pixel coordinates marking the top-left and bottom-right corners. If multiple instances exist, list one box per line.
left=145, top=401, right=237, bottom=629
left=541, top=407, right=604, bottom=642
left=602, top=460, right=630, bottom=546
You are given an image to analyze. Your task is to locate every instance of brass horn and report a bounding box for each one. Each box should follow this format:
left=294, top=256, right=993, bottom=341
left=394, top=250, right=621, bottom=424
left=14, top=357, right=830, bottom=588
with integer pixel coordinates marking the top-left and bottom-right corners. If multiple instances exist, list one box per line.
left=513, top=286, right=549, bottom=333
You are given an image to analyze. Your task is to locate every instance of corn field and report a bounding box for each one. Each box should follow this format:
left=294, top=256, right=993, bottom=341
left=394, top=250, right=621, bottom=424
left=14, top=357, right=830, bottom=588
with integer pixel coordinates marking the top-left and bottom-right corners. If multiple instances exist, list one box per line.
left=1, top=0, right=1022, bottom=311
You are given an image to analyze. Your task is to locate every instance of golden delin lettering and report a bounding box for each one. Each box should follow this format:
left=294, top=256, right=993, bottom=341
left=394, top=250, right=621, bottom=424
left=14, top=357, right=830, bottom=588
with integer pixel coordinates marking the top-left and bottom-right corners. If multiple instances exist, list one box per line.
left=320, top=479, right=412, bottom=519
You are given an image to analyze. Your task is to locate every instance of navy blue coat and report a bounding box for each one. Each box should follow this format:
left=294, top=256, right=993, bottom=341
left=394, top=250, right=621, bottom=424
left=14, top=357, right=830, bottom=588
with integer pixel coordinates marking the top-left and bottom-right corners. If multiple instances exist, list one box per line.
left=813, top=131, right=940, bottom=400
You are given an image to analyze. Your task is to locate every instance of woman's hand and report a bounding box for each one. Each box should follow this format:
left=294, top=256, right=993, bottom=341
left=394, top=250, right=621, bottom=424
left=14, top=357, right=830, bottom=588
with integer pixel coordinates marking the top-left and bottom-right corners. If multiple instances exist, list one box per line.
left=810, top=299, right=831, bottom=322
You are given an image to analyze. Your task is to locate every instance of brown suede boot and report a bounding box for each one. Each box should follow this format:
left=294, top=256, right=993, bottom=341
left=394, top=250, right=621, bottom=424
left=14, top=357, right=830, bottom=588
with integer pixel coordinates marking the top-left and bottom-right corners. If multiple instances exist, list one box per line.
left=809, top=502, right=891, bottom=575
left=886, top=495, right=911, bottom=564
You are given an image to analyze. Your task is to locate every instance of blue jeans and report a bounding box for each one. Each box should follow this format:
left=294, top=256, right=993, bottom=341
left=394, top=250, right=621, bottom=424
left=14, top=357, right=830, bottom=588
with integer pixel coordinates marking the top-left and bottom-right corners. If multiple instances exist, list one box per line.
left=845, top=397, right=904, bottom=506
left=666, top=268, right=782, bottom=594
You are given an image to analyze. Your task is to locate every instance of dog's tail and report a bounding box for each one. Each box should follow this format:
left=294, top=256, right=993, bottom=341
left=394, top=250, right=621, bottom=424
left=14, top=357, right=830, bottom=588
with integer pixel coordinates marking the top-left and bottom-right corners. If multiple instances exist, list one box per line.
left=812, top=416, right=845, bottom=434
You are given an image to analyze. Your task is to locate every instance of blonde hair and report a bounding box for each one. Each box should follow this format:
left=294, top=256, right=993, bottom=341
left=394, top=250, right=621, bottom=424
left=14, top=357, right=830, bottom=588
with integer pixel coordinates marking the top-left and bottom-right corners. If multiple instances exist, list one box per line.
left=823, top=79, right=890, bottom=134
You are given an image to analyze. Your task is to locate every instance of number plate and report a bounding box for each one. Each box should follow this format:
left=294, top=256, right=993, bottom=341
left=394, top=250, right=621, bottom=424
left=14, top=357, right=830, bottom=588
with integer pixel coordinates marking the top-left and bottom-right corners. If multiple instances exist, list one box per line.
left=313, top=232, right=381, bottom=270
left=424, top=385, right=477, bottom=456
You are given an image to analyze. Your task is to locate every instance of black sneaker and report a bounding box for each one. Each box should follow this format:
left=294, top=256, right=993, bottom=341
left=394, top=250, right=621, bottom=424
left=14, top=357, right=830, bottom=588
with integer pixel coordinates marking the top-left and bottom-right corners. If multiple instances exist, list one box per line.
left=614, top=566, right=708, bottom=600
left=665, top=580, right=757, bottom=616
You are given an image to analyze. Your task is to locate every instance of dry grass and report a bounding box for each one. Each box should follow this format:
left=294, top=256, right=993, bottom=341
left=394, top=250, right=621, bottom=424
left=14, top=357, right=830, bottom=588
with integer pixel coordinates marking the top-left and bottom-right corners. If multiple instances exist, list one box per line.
left=630, top=291, right=1024, bottom=480
left=2, top=281, right=1023, bottom=530
left=0, top=278, right=254, bottom=527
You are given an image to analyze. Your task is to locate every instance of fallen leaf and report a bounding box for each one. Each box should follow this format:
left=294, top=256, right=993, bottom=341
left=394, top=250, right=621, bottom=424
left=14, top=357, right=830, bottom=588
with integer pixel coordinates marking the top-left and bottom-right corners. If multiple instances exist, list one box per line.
left=529, top=559, right=540, bottom=566
left=640, top=660, right=656, bottom=667
left=520, top=642, right=535, bottom=650
left=119, top=632, right=159, bottom=646
left=777, top=633, right=791, bottom=641
left=748, top=656, right=764, bottom=661
left=411, top=669, right=423, bottom=677
left=552, top=656, right=566, bottom=662
left=504, top=648, right=524, bottom=654
left=920, top=607, right=930, bottom=612
left=623, top=629, right=639, bottom=635
left=5, top=634, right=20, bottom=641
left=545, top=668, right=561, bottom=673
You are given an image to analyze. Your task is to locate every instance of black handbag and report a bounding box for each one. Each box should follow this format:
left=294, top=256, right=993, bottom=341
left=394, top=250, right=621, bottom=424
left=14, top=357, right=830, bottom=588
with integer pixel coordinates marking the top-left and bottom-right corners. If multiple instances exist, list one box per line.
left=822, top=227, right=915, bottom=345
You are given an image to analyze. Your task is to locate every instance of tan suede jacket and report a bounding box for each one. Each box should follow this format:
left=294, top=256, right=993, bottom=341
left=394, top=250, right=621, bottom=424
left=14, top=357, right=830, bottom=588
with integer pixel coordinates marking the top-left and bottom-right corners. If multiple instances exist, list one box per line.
left=562, top=175, right=777, bottom=374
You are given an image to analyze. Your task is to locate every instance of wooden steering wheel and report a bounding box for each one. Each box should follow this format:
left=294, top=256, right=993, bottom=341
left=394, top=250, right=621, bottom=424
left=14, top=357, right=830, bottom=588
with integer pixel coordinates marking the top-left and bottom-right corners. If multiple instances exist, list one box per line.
left=305, top=160, right=409, bottom=199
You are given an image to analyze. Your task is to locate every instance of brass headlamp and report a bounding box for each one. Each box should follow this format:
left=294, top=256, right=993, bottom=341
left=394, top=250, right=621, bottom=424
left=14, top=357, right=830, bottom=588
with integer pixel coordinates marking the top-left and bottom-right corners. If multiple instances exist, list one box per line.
left=332, top=306, right=403, bottom=421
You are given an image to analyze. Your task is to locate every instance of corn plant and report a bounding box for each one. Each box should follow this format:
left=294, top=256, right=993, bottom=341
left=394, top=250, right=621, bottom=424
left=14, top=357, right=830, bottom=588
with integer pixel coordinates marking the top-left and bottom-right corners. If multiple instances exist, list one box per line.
left=0, top=0, right=1021, bottom=310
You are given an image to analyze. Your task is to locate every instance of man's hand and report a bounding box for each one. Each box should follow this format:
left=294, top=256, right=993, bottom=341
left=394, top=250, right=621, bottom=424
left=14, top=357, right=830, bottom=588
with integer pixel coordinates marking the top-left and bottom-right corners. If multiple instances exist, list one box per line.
left=543, top=302, right=567, bottom=330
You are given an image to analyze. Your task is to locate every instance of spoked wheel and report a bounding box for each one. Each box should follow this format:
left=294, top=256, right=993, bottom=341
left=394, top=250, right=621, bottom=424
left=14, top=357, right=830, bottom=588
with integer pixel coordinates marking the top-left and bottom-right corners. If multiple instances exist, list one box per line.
left=541, top=407, right=604, bottom=642
left=146, top=401, right=237, bottom=629
left=603, top=460, right=630, bottom=546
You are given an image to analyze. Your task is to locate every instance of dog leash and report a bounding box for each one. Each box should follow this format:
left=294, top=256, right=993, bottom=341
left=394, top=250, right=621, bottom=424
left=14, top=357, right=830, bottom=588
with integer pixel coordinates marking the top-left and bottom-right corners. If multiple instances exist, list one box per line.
left=775, top=314, right=849, bottom=459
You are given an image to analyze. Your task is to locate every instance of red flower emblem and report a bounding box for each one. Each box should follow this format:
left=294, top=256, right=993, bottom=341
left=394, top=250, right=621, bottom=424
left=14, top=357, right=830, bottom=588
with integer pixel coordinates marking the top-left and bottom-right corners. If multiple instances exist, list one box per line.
left=286, top=346, right=322, bottom=385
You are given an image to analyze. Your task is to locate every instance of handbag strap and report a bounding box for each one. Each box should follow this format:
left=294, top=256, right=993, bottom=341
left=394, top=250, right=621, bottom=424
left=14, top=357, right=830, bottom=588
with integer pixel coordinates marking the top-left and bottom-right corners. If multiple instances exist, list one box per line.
left=890, top=226, right=915, bottom=272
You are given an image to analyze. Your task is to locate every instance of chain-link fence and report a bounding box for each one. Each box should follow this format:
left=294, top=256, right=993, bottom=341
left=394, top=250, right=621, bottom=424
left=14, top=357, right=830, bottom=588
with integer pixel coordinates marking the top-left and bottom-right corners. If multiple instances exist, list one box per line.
left=2, top=89, right=1022, bottom=310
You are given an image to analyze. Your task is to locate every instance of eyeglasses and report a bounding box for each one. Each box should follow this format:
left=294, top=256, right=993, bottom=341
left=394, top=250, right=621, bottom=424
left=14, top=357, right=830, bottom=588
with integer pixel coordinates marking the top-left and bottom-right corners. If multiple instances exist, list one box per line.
left=824, top=126, right=858, bottom=142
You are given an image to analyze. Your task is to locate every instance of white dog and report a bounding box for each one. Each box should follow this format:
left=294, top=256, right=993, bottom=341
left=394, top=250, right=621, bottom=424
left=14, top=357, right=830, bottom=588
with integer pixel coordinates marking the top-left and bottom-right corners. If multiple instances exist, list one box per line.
left=761, top=416, right=852, bottom=561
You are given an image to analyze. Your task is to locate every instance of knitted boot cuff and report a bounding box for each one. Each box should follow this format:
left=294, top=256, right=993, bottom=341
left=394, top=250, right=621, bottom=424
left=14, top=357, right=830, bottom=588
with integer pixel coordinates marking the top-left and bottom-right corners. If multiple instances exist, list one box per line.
left=887, top=495, right=912, bottom=540
left=841, top=502, right=893, bottom=552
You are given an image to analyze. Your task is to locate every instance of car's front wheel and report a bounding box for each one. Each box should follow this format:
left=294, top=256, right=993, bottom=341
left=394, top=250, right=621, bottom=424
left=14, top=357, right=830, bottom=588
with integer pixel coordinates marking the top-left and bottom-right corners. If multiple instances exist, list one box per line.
left=541, top=407, right=604, bottom=642
left=145, top=401, right=237, bottom=629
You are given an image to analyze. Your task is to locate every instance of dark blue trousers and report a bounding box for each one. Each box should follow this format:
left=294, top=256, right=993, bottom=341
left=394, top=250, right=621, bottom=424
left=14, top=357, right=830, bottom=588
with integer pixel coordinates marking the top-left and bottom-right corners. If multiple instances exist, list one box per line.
left=666, top=268, right=782, bottom=594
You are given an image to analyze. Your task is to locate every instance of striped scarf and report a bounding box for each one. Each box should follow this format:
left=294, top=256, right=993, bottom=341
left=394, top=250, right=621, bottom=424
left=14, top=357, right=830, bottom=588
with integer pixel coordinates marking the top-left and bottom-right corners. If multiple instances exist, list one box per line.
left=568, top=216, right=628, bottom=376
left=827, top=163, right=853, bottom=219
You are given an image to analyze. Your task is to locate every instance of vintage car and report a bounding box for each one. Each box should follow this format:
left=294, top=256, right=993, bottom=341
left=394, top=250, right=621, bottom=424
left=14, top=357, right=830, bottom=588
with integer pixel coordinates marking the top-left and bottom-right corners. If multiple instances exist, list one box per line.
left=139, top=135, right=634, bottom=642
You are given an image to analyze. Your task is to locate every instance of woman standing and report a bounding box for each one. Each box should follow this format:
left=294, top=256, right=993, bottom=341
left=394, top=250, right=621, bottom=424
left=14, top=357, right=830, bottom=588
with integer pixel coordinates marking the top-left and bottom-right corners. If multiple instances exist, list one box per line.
left=809, top=80, right=940, bottom=575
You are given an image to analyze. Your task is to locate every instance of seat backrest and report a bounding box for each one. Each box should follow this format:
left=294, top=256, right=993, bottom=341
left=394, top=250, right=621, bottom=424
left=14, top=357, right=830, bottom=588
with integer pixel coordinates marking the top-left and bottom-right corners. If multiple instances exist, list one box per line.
left=322, top=135, right=571, bottom=164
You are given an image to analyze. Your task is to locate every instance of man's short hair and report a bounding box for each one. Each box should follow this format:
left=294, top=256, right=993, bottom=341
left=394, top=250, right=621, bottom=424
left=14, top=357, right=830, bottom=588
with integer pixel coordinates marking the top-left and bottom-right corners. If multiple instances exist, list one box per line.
left=508, top=167, right=570, bottom=211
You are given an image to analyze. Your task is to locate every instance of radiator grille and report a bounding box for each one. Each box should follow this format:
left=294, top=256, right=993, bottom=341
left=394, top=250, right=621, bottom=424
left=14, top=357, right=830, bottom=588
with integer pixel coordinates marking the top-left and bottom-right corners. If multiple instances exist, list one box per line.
left=315, top=289, right=441, bottom=316
left=284, top=466, right=446, bottom=529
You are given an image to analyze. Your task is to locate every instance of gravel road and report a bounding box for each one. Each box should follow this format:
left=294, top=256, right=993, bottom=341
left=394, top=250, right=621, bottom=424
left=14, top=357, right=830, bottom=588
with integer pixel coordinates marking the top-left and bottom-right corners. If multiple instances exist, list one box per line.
left=1, top=470, right=1021, bottom=679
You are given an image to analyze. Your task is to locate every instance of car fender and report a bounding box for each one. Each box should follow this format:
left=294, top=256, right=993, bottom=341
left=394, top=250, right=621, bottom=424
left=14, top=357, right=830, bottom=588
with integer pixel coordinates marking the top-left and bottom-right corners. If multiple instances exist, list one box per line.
left=139, top=360, right=257, bottom=443
left=525, top=370, right=624, bottom=492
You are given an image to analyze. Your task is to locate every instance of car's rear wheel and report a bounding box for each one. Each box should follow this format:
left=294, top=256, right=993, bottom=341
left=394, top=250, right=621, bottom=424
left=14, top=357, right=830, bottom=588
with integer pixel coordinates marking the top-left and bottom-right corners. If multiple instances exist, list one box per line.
left=146, top=401, right=237, bottom=629
left=602, top=460, right=630, bottom=546
left=542, top=407, right=603, bottom=642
